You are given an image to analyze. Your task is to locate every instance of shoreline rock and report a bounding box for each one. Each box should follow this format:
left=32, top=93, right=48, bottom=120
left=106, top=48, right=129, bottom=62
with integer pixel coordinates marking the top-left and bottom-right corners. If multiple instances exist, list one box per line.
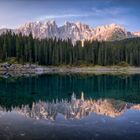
left=0, top=64, right=140, bottom=76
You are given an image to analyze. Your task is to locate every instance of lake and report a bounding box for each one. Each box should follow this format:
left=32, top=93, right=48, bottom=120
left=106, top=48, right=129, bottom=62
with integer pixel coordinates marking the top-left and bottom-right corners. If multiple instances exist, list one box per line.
left=0, top=74, right=140, bottom=140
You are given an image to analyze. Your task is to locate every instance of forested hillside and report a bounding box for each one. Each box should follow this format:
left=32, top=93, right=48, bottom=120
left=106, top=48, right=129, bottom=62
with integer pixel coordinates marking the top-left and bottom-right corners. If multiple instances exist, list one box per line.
left=0, top=31, right=140, bottom=66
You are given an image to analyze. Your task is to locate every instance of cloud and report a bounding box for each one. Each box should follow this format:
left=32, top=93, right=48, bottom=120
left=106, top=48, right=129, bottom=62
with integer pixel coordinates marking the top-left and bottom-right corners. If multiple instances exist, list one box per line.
left=37, top=6, right=128, bottom=21
left=37, top=14, right=91, bottom=20
left=92, top=7, right=128, bottom=17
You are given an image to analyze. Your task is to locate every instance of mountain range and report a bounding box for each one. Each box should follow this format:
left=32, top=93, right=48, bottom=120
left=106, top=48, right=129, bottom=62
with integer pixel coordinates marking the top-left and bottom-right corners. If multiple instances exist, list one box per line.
left=0, top=20, right=140, bottom=43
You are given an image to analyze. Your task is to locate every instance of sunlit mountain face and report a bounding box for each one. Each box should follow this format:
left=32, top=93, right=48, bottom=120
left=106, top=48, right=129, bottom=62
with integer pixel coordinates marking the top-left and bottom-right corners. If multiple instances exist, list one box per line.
left=0, top=74, right=140, bottom=140
left=0, top=21, right=137, bottom=43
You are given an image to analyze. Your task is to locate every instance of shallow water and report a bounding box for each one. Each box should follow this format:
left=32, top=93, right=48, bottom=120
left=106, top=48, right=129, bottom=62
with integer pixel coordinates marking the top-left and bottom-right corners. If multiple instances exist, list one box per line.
left=0, top=74, right=140, bottom=140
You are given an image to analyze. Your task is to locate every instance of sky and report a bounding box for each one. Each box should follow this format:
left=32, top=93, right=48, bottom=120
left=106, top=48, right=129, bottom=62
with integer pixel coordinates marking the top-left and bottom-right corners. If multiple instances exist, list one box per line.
left=0, top=0, right=140, bottom=31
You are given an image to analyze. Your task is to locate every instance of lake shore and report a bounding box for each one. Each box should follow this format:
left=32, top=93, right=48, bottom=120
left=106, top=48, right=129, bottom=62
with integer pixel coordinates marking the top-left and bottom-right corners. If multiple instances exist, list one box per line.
left=0, top=64, right=140, bottom=75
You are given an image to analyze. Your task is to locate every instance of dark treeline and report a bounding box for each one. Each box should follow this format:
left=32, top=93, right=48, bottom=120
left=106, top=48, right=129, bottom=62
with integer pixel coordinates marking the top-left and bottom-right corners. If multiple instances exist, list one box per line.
left=0, top=31, right=140, bottom=66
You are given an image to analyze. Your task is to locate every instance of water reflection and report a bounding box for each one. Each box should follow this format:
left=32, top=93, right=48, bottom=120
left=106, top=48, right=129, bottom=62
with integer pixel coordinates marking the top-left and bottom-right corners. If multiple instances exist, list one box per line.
left=0, top=74, right=140, bottom=140
left=0, top=74, right=140, bottom=111
left=0, top=93, right=140, bottom=120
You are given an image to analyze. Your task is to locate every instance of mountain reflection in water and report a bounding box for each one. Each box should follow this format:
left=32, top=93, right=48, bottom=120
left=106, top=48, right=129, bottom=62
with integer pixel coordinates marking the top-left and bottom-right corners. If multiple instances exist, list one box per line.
left=0, top=93, right=140, bottom=120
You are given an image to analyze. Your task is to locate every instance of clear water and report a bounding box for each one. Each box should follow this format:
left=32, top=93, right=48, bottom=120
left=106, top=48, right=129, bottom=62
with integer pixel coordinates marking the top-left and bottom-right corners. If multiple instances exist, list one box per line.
left=0, top=74, right=140, bottom=140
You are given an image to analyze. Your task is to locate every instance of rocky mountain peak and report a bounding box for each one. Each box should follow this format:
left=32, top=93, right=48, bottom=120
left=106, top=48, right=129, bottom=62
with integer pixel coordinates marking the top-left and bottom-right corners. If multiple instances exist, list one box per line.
left=18, top=20, right=59, bottom=39
left=0, top=20, right=139, bottom=42
left=93, top=23, right=129, bottom=41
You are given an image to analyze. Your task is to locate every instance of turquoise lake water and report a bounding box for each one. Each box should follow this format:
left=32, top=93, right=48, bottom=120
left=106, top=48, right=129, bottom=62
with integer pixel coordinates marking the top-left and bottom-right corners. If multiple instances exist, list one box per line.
left=0, top=74, right=140, bottom=140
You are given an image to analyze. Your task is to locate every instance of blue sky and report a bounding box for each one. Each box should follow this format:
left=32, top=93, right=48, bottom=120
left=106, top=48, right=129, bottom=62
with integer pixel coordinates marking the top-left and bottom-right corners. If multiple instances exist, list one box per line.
left=0, top=0, right=140, bottom=31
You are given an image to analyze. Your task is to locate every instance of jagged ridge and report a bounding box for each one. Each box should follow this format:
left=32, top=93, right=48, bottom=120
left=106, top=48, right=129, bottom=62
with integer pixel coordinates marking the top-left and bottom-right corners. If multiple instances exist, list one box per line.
left=0, top=20, right=139, bottom=43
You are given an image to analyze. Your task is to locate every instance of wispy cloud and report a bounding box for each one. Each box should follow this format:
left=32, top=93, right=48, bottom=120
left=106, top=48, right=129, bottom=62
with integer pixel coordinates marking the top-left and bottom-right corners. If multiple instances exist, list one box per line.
left=92, top=7, right=128, bottom=17
left=37, top=7, right=128, bottom=21
left=37, top=14, right=90, bottom=20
